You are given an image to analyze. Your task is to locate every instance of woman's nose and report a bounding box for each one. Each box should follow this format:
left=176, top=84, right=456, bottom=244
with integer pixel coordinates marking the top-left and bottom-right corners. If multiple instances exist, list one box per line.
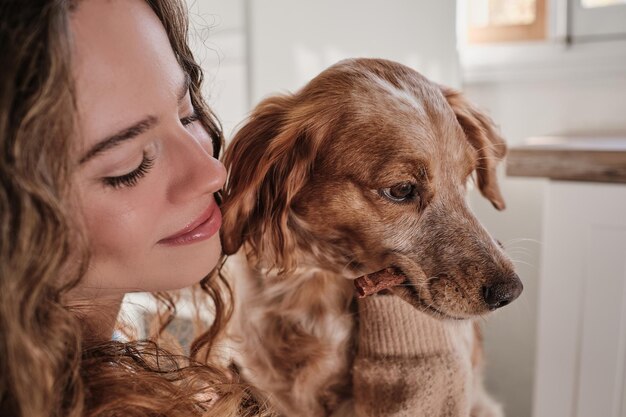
left=166, top=127, right=226, bottom=204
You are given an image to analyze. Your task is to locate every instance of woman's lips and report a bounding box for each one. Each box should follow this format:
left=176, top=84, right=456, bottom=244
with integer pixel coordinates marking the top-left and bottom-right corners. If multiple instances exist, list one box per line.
left=158, top=203, right=221, bottom=246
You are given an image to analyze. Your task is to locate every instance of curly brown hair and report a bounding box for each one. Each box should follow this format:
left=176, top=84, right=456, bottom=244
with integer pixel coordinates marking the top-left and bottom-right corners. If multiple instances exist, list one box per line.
left=0, top=1, right=270, bottom=416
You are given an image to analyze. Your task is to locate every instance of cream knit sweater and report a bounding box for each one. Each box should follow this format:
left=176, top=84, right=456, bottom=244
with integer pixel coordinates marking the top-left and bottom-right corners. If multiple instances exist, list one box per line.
left=353, top=295, right=480, bottom=417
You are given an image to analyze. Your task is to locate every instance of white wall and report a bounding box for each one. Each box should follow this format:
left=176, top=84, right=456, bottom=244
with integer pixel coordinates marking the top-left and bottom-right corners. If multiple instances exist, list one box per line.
left=186, top=0, right=249, bottom=139
left=465, top=72, right=626, bottom=417
left=248, top=0, right=460, bottom=101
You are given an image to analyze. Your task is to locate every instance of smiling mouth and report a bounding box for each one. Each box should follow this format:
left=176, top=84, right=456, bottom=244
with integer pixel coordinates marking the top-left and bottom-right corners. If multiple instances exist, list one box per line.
left=158, top=202, right=222, bottom=246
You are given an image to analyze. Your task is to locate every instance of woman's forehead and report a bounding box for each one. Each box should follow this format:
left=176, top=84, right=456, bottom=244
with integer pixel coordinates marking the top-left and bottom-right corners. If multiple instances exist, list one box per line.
left=71, top=0, right=183, bottom=148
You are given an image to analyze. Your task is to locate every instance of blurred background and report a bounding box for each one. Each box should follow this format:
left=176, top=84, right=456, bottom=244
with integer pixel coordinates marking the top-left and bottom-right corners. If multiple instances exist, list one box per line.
left=127, top=1, right=626, bottom=416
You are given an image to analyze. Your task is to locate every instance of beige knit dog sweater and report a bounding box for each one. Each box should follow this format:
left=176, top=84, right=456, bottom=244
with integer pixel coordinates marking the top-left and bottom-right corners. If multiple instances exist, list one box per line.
left=353, top=295, right=477, bottom=417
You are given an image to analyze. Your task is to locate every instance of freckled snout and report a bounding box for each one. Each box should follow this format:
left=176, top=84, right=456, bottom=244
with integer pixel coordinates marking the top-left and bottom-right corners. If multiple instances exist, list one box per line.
left=482, top=273, right=523, bottom=310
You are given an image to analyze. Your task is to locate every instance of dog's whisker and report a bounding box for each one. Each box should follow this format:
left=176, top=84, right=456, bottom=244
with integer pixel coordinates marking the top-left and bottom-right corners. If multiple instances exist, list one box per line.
left=504, top=244, right=533, bottom=251
left=509, top=258, right=533, bottom=266
left=505, top=250, right=533, bottom=258
left=505, top=248, right=532, bottom=255
left=473, top=155, right=502, bottom=163
left=510, top=259, right=534, bottom=268
left=472, top=143, right=503, bottom=153
left=506, top=254, right=533, bottom=262
left=502, top=238, right=542, bottom=246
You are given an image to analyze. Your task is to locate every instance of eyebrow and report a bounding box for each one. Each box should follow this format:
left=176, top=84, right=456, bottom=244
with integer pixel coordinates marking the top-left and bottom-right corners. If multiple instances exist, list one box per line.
left=79, top=73, right=191, bottom=164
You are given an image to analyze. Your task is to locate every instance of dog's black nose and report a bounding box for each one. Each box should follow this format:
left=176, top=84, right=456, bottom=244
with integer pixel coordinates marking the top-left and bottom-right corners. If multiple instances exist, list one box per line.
left=483, top=274, right=523, bottom=310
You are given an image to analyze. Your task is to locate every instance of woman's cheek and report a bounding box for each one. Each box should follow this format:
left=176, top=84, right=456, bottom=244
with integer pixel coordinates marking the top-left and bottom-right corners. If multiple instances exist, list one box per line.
left=84, top=196, right=150, bottom=259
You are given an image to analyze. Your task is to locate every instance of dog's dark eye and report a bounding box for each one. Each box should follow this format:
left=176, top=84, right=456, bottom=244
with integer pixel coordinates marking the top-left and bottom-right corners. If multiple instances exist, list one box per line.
left=381, top=182, right=417, bottom=202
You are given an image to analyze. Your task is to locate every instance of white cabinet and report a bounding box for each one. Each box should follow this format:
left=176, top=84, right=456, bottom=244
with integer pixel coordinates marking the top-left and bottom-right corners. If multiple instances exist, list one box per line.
left=533, top=181, right=626, bottom=417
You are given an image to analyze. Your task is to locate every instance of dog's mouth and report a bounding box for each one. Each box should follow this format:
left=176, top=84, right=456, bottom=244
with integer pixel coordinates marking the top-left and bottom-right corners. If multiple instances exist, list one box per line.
left=354, top=267, right=466, bottom=320
left=393, top=276, right=466, bottom=321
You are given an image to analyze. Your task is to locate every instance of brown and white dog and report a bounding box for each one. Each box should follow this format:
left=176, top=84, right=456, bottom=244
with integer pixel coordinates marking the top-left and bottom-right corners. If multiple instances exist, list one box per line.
left=219, top=58, right=522, bottom=417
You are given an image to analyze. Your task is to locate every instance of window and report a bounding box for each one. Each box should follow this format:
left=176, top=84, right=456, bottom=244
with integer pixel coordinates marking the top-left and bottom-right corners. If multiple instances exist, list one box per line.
left=467, top=0, right=547, bottom=43
left=458, top=0, right=626, bottom=83
left=463, top=0, right=626, bottom=44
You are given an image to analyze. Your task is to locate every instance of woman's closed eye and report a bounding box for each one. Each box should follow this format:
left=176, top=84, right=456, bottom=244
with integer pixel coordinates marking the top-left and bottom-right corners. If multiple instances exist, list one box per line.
left=103, top=152, right=155, bottom=189
left=102, top=112, right=201, bottom=189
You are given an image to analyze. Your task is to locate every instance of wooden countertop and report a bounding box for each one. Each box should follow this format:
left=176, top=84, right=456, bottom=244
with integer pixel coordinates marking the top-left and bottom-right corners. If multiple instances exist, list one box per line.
left=506, top=136, right=626, bottom=183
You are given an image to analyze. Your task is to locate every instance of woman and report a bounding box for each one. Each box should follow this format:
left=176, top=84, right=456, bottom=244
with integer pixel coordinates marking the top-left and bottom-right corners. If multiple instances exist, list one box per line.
left=0, top=1, right=478, bottom=416
left=1, top=1, right=269, bottom=416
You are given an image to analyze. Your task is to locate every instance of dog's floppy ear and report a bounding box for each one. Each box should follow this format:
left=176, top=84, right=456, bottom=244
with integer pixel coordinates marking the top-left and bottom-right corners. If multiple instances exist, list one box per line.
left=441, top=86, right=507, bottom=210
left=221, top=94, right=322, bottom=271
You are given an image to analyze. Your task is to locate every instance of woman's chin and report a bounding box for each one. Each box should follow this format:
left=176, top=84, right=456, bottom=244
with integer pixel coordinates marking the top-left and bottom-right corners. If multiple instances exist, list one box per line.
left=156, top=234, right=223, bottom=291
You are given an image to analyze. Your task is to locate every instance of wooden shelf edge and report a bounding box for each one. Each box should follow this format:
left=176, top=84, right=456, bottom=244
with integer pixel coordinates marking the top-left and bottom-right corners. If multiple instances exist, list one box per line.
left=506, top=148, right=626, bottom=183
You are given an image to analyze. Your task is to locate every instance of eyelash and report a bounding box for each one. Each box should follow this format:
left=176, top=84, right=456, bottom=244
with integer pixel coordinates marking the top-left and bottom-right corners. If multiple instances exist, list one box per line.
left=102, top=112, right=199, bottom=189
left=180, top=112, right=199, bottom=127
left=103, top=153, right=155, bottom=189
